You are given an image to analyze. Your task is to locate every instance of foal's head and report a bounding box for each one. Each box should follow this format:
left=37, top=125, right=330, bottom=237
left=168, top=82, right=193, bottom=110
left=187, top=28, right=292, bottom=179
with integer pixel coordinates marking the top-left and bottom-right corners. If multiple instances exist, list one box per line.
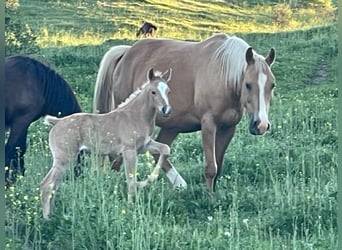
left=146, top=68, right=172, bottom=117
left=241, top=48, right=276, bottom=135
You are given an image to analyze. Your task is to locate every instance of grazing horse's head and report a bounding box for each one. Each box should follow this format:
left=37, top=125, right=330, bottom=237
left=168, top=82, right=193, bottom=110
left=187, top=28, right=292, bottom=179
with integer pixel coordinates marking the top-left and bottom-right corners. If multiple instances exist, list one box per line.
left=146, top=68, right=172, bottom=117
left=241, top=47, right=276, bottom=135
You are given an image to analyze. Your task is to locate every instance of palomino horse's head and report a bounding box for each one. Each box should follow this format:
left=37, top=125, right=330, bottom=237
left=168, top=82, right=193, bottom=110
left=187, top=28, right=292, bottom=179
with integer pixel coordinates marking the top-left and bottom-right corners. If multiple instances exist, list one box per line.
left=146, top=68, right=172, bottom=117
left=241, top=48, right=276, bottom=135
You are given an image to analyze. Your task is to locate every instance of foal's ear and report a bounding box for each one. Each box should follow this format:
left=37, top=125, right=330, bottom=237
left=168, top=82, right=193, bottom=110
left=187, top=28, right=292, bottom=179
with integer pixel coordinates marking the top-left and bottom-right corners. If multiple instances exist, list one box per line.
left=147, top=68, right=155, bottom=81
left=245, top=47, right=254, bottom=65
left=161, top=68, right=172, bottom=82
left=265, top=48, right=276, bottom=66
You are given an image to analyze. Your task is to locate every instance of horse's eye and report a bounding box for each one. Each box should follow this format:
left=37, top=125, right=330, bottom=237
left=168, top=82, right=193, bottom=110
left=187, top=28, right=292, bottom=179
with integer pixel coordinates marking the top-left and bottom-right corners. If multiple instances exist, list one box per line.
left=151, top=90, right=156, bottom=95
left=246, top=83, right=252, bottom=90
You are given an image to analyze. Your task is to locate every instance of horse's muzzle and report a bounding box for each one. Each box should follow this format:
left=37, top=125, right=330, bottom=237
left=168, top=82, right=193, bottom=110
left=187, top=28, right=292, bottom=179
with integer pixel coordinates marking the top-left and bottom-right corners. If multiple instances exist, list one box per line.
left=161, top=105, right=172, bottom=117
left=249, top=119, right=270, bottom=135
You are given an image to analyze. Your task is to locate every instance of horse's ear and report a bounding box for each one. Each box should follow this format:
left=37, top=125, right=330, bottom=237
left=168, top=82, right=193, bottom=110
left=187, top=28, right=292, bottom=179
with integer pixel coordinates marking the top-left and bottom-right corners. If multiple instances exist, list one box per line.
left=162, top=68, right=172, bottom=82
left=265, top=48, right=276, bottom=66
left=147, top=68, right=155, bottom=81
left=246, top=47, right=254, bottom=65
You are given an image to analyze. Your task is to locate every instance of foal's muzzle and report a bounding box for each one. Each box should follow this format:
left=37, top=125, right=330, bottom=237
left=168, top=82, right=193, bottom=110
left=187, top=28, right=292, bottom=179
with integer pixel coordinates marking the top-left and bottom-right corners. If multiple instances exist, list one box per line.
left=249, top=119, right=270, bottom=135
left=160, top=105, right=172, bottom=117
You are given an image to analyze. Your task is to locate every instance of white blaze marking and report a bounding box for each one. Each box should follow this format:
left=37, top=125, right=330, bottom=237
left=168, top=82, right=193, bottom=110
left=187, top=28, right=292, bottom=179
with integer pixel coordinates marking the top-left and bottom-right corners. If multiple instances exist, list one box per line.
left=157, top=81, right=170, bottom=105
left=258, top=73, right=268, bottom=123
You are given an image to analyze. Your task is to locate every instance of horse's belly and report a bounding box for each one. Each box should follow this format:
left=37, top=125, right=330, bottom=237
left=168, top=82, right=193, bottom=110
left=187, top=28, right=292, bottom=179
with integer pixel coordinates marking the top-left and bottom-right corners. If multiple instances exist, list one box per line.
left=157, top=114, right=201, bottom=133
left=96, top=138, right=123, bottom=155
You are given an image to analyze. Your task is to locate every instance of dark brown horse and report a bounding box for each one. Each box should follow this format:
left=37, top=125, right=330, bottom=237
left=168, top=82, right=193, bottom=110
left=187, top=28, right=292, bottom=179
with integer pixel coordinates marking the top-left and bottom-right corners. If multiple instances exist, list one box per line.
left=94, top=34, right=276, bottom=192
left=5, top=55, right=82, bottom=186
left=136, top=22, right=157, bottom=37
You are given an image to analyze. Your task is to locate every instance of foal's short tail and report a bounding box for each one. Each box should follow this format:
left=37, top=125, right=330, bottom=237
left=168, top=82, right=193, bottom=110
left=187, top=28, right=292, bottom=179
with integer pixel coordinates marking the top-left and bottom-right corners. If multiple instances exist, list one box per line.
left=93, top=45, right=131, bottom=114
left=44, top=115, right=60, bottom=126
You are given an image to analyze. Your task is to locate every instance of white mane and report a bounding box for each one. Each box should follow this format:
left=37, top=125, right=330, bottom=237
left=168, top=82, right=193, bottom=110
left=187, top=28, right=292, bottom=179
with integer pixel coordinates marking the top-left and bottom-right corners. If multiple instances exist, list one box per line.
left=212, top=35, right=251, bottom=90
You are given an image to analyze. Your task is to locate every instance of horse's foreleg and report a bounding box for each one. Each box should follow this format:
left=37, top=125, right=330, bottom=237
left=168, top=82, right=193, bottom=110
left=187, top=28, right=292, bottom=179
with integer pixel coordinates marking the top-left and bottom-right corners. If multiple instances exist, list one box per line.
left=122, top=149, right=138, bottom=202
left=201, top=114, right=217, bottom=193
left=214, top=126, right=236, bottom=190
left=154, top=129, right=187, bottom=188
left=5, top=123, right=29, bottom=185
left=40, top=158, right=69, bottom=219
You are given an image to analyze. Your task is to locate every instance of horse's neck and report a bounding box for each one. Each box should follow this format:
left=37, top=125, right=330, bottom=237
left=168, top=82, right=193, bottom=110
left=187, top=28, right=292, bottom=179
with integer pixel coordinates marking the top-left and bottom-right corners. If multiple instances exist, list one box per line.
left=43, top=75, right=81, bottom=116
left=121, top=90, right=157, bottom=125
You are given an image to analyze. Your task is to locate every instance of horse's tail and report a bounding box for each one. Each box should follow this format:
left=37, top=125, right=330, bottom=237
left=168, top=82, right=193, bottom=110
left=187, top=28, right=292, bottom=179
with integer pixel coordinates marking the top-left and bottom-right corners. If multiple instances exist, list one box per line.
left=44, top=115, right=61, bottom=127
left=93, top=45, right=131, bottom=114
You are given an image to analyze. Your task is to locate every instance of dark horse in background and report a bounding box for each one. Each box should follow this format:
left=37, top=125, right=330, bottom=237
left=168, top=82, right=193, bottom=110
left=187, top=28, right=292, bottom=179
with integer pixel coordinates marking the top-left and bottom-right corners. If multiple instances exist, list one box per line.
left=136, top=22, right=157, bottom=37
left=5, top=55, right=82, bottom=186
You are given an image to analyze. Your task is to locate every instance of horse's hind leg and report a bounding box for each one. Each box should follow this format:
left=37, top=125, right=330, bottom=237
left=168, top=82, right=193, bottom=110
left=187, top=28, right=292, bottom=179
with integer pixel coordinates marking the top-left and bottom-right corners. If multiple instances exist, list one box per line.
left=154, top=129, right=187, bottom=188
left=5, top=121, right=30, bottom=186
left=40, top=158, right=69, bottom=219
left=109, top=155, right=122, bottom=171
left=74, top=149, right=87, bottom=177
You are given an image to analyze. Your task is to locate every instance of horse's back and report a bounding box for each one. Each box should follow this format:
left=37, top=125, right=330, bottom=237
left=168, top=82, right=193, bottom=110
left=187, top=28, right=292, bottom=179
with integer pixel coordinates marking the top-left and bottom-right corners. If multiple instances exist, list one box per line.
left=115, top=36, right=224, bottom=87
left=113, top=38, right=198, bottom=105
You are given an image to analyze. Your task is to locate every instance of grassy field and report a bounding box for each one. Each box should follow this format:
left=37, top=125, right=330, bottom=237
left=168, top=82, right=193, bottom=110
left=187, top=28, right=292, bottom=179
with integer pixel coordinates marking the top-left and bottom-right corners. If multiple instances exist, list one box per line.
left=5, top=0, right=337, bottom=249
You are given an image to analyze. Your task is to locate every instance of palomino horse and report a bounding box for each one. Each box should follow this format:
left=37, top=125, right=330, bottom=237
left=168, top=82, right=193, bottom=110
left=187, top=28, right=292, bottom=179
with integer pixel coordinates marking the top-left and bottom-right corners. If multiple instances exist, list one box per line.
left=40, top=68, right=185, bottom=219
left=5, top=56, right=82, bottom=187
left=93, top=34, right=276, bottom=192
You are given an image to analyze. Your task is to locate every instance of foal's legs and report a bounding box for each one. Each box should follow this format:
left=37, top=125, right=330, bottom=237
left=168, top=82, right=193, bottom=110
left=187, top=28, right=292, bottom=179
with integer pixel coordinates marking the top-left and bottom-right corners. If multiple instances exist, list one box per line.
left=154, top=128, right=187, bottom=188
left=137, top=139, right=170, bottom=188
left=122, top=149, right=138, bottom=202
left=40, top=157, right=69, bottom=219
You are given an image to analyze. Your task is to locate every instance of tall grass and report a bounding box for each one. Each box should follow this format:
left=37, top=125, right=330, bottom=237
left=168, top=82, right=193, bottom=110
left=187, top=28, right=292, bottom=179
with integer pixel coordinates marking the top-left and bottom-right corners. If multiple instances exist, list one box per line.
left=5, top=0, right=337, bottom=249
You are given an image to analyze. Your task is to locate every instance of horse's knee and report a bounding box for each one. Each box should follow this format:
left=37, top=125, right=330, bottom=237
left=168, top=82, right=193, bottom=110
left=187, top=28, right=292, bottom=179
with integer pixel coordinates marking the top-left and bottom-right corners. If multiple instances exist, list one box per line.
left=205, top=167, right=217, bottom=179
left=160, top=144, right=170, bottom=157
left=204, top=165, right=217, bottom=192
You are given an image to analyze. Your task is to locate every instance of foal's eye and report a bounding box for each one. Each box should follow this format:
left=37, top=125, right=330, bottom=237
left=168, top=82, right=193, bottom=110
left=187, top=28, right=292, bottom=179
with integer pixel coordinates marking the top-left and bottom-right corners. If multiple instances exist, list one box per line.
left=151, top=90, right=156, bottom=95
left=246, top=83, right=252, bottom=90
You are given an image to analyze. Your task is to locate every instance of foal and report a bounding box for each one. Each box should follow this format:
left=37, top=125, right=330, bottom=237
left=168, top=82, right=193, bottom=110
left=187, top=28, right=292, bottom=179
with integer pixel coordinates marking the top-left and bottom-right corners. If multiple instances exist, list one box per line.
left=40, top=68, right=174, bottom=219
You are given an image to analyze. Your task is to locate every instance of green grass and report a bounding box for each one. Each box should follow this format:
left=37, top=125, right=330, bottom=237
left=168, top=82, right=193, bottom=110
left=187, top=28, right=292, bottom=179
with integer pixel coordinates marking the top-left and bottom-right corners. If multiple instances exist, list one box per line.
left=18, top=0, right=336, bottom=47
left=5, top=0, right=337, bottom=249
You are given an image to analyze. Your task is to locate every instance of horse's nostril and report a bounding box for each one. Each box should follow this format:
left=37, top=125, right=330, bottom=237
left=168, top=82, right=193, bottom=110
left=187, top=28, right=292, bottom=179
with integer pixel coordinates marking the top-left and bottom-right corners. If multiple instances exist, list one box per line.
left=253, top=120, right=259, bottom=127
left=162, top=106, right=171, bottom=116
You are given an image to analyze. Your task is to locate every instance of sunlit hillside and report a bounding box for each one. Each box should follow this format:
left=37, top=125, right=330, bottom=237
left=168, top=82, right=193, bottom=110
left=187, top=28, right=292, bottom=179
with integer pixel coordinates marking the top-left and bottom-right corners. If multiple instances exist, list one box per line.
left=18, top=0, right=337, bottom=47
